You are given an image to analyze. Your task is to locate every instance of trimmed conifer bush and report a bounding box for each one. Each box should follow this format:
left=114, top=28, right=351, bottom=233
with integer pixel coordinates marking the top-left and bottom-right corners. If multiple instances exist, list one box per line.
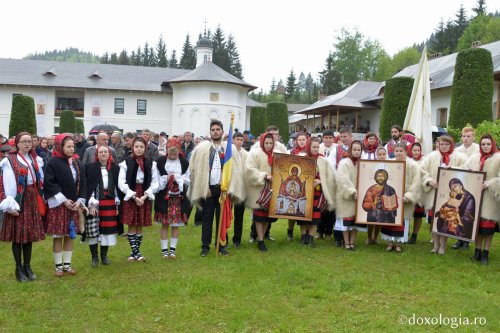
left=449, top=48, right=494, bottom=129
left=75, top=118, right=85, bottom=134
left=250, top=106, right=267, bottom=137
left=59, top=110, right=76, bottom=133
left=9, top=95, right=37, bottom=137
left=379, top=77, right=414, bottom=142
left=266, top=102, right=289, bottom=142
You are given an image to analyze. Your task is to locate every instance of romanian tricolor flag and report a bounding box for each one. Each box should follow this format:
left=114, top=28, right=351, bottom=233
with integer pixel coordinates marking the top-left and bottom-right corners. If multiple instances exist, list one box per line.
left=218, top=114, right=234, bottom=247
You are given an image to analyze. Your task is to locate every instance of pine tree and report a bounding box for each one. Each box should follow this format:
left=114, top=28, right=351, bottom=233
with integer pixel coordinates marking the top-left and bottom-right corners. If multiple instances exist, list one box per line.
left=179, top=34, right=196, bottom=69
left=169, top=50, right=178, bottom=68
left=285, top=69, right=297, bottom=102
left=100, top=52, right=110, bottom=64
left=109, top=53, right=118, bottom=64
left=472, top=0, right=487, bottom=17
left=133, top=46, right=142, bottom=66
left=156, top=35, right=168, bottom=67
left=319, top=52, right=343, bottom=95
left=270, top=78, right=276, bottom=93
left=142, top=42, right=151, bottom=66
left=227, top=35, right=243, bottom=79
left=212, top=26, right=230, bottom=71
left=118, top=49, right=130, bottom=65
left=149, top=46, right=157, bottom=67
left=297, top=72, right=306, bottom=92
left=305, top=73, right=315, bottom=102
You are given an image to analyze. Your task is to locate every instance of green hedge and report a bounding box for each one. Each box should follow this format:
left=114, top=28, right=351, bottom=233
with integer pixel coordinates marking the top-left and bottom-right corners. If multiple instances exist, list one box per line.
left=266, top=102, right=289, bottom=142
left=449, top=48, right=494, bottom=129
left=250, top=106, right=267, bottom=138
left=59, top=110, right=76, bottom=133
left=9, top=95, right=36, bottom=137
left=379, top=77, right=414, bottom=142
left=75, top=119, right=85, bottom=134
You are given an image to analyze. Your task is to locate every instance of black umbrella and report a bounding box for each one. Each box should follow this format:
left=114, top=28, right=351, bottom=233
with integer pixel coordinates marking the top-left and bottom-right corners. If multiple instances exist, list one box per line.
left=89, top=124, right=120, bottom=133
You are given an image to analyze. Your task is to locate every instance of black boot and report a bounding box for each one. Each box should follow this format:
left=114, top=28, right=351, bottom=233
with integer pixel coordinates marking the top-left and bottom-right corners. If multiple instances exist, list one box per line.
left=257, top=240, right=267, bottom=252
left=15, top=265, right=29, bottom=282
left=23, top=264, right=37, bottom=281
left=100, top=246, right=111, bottom=265
left=470, top=248, right=481, bottom=261
left=287, top=229, right=293, bottom=241
left=452, top=240, right=463, bottom=249
left=89, top=244, right=99, bottom=267
left=408, top=233, right=417, bottom=244
left=461, top=241, right=469, bottom=250
left=481, top=250, right=489, bottom=265
left=308, top=234, right=314, bottom=246
left=301, top=234, right=306, bottom=245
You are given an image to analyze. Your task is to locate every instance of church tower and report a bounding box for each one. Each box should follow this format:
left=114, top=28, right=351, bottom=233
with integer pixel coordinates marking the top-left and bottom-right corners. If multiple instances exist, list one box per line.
left=195, top=30, right=213, bottom=67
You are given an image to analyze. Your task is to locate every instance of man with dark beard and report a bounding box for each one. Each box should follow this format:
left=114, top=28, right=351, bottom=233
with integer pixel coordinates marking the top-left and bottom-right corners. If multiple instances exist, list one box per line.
left=384, top=125, right=409, bottom=159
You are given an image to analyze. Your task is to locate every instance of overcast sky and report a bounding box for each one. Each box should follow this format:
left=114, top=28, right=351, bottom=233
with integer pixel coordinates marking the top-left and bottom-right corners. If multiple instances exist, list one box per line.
left=1, top=0, right=485, bottom=91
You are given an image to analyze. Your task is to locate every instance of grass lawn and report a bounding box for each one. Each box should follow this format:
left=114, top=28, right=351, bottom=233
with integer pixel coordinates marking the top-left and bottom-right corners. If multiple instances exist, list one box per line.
left=0, top=211, right=498, bottom=333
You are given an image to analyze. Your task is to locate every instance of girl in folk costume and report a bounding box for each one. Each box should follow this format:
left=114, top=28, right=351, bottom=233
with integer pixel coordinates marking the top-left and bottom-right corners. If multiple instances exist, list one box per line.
left=361, top=132, right=380, bottom=160
left=407, top=142, right=426, bottom=244
left=380, top=143, right=421, bottom=253
left=44, top=134, right=87, bottom=277
left=118, top=137, right=159, bottom=262
left=335, top=140, right=366, bottom=250
left=154, top=138, right=190, bottom=259
left=245, top=132, right=277, bottom=252
left=298, top=137, right=336, bottom=245
left=467, top=134, right=500, bottom=265
left=35, top=137, right=51, bottom=167
left=366, top=147, right=388, bottom=245
left=287, top=132, right=308, bottom=241
left=0, top=132, right=45, bottom=282
left=85, top=146, right=121, bottom=267
left=421, top=135, right=467, bottom=255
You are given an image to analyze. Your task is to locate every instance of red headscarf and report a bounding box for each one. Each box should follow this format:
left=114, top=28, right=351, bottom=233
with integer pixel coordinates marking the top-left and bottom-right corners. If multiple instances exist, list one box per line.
left=306, top=137, right=323, bottom=159
left=362, top=133, right=380, bottom=154
left=479, top=134, right=498, bottom=171
left=14, top=132, right=40, bottom=172
left=260, top=132, right=274, bottom=166
left=52, top=133, right=79, bottom=163
left=94, top=145, right=113, bottom=171
left=291, top=132, right=308, bottom=155
left=348, top=140, right=362, bottom=166
left=167, top=137, right=184, bottom=158
left=407, top=142, right=423, bottom=161
left=132, top=137, right=147, bottom=171
left=438, top=136, right=454, bottom=166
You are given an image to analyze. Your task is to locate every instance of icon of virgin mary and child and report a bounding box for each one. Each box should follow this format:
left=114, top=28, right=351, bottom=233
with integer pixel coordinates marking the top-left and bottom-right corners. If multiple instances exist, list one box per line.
left=276, top=165, right=307, bottom=217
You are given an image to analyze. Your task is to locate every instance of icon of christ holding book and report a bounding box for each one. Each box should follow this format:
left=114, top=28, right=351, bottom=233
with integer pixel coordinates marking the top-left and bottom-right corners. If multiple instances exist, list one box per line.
left=362, top=169, right=398, bottom=223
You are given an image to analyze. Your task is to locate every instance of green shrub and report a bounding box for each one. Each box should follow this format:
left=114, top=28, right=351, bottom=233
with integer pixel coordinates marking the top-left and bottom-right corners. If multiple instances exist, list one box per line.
left=266, top=102, right=289, bottom=142
left=9, top=95, right=36, bottom=137
left=475, top=119, right=500, bottom=143
left=449, top=48, right=494, bottom=129
left=59, top=110, right=76, bottom=133
left=445, top=126, right=463, bottom=143
left=75, top=118, right=85, bottom=134
left=379, top=77, right=414, bottom=142
left=250, top=106, right=267, bottom=138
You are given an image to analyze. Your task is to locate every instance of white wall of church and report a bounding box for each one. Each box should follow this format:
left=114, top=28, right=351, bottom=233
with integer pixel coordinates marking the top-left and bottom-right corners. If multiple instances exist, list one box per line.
left=171, top=82, right=248, bottom=137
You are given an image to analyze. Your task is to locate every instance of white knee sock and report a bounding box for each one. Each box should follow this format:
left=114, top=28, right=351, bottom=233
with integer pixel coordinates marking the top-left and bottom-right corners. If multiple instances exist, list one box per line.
left=53, top=252, right=63, bottom=266
left=62, top=251, right=73, bottom=266
left=160, top=239, right=169, bottom=251
left=170, top=238, right=178, bottom=249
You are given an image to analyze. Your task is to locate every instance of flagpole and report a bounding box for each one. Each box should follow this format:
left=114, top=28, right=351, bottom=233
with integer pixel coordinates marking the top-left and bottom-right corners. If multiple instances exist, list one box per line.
left=215, top=193, right=225, bottom=256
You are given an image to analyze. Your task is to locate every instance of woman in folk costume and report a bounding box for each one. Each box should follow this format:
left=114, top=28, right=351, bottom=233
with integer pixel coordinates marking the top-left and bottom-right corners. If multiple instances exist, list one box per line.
left=335, top=140, right=366, bottom=250
left=118, top=137, right=159, bottom=262
left=0, top=132, right=45, bottom=282
left=44, top=133, right=87, bottom=277
left=380, top=143, right=421, bottom=253
left=245, top=132, right=277, bottom=252
left=85, top=145, right=121, bottom=267
left=154, top=137, right=190, bottom=259
left=286, top=132, right=308, bottom=241
left=467, top=134, right=500, bottom=265
left=421, top=135, right=467, bottom=255
left=407, top=142, right=426, bottom=244
left=361, top=132, right=380, bottom=160
left=297, top=137, right=336, bottom=245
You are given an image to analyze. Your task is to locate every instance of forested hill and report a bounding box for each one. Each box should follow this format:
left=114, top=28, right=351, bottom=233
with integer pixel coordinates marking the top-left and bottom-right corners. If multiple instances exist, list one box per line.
left=23, top=47, right=99, bottom=63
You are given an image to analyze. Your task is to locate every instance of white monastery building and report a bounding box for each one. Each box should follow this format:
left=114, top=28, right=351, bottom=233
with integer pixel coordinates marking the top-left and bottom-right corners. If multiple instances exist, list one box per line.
left=0, top=34, right=256, bottom=137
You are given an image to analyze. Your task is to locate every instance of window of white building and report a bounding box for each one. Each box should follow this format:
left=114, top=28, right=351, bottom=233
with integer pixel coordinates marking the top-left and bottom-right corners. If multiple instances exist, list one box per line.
left=137, top=99, right=147, bottom=115
left=438, top=108, right=448, bottom=127
left=114, top=98, right=124, bottom=114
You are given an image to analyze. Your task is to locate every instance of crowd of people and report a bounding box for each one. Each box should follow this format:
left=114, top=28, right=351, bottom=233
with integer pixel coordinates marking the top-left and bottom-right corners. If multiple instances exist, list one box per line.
left=0, top=122, right=498, bottom=283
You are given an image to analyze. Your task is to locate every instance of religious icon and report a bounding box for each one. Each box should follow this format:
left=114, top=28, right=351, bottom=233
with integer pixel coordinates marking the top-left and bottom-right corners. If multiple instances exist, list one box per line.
left=269, top=154, right=316, bottom=221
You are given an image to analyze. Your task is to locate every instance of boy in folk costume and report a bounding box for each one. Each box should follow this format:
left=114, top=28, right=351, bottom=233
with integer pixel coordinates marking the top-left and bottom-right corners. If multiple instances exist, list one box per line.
left=421, top=135, right=467, bottom=255
left=380, top=143, right=421, bottom=252
left=316, top=129, right=336, bottom=240
left=154, top=138, right=190, bottom=259
left=188, top=119, right=245, bottom=257
left=231, top=132, right=249, bottom=248
left=0, top=132, right=45, bottom=282
left=452, top=127, right=480, bottom=250
left=467, top=134, right=500, bottom=265
left=118, top=137, right=159, bottom=262
left=299, top=137, right=336, bottom=245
